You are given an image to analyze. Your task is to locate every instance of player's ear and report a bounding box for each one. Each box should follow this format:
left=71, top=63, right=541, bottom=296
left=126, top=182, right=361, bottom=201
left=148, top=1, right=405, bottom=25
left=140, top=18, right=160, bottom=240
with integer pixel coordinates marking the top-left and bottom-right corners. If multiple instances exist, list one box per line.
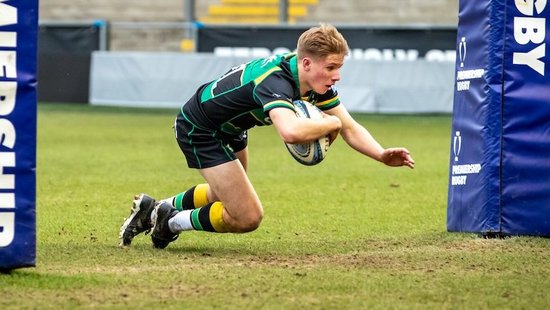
left=302, top=57, right=312, bottom=71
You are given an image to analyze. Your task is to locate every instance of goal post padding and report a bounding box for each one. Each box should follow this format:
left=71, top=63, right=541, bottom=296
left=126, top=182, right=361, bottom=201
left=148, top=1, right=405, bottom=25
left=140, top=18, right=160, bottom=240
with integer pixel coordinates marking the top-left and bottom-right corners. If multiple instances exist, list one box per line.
left=448, top=0, right=550, bottom=236
left=0, top=0, right=38, bottom=269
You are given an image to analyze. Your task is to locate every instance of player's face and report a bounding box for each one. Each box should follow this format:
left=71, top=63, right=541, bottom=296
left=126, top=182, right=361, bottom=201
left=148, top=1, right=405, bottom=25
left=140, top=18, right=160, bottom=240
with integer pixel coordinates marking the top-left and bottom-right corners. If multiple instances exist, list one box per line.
left=305, top=53, right=345, bottom=94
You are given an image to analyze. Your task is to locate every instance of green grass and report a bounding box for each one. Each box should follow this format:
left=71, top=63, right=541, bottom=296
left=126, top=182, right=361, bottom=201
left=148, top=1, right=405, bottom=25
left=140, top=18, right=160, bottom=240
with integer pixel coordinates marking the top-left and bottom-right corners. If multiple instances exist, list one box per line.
left=1, top=103, right=549, bottom=309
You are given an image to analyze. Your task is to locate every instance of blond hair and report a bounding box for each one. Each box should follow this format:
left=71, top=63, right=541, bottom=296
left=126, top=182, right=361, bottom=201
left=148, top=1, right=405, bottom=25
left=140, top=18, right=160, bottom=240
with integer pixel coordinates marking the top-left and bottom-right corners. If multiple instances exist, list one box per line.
left=297, top=23, right=349, bottom=60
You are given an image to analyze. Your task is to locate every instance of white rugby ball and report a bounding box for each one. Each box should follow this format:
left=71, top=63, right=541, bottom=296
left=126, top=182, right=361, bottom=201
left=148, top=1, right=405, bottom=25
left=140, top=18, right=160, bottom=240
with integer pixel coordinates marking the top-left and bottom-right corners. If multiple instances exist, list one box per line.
left=285, top=100, right=331, bottom=166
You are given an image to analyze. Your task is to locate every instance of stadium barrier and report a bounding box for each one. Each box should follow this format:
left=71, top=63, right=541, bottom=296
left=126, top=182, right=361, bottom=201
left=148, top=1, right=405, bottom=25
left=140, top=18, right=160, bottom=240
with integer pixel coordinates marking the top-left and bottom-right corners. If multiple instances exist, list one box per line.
left=0, top=0, right=38, bottom=270
left=90, top=52, right=454, bottom=113
left=447, top=0, right=550, bottom=237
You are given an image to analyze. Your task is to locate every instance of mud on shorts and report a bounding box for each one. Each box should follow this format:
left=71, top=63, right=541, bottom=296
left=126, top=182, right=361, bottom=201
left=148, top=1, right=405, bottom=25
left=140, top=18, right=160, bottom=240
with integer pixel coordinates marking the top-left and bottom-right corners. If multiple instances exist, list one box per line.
left=174, top=114, right=248, bottom=169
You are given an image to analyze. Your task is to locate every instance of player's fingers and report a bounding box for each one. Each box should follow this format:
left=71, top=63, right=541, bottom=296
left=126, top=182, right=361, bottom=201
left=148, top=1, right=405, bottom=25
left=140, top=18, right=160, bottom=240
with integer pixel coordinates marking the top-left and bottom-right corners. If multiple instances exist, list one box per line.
left=393, top=148, right=414, bottom=168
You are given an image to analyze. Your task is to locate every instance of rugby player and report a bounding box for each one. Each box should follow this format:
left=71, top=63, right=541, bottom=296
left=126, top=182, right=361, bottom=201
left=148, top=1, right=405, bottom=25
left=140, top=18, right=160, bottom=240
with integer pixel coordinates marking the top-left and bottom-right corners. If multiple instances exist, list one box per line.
left=119, top=23, right=415, bottom=249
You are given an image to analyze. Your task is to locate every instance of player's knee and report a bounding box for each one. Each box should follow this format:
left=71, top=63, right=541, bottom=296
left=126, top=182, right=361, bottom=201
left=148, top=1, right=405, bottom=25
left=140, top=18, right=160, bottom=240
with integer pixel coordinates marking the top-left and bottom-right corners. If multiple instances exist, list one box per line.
left=234, top=208, right=263, bottom=232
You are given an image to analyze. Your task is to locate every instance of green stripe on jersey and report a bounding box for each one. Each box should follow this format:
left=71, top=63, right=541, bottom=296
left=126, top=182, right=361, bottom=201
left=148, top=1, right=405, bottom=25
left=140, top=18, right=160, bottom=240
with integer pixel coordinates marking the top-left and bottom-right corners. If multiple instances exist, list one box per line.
left=253, top=66, right=282, bottom=85
left=264, top=100, right=295, bottom=112
left=316, top=97, right=340, bottom=110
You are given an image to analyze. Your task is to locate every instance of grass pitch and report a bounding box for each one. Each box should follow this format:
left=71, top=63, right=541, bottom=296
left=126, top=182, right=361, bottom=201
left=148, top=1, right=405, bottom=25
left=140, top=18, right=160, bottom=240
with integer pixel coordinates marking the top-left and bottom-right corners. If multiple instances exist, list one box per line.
left=1, top=103, right=549, bottom=309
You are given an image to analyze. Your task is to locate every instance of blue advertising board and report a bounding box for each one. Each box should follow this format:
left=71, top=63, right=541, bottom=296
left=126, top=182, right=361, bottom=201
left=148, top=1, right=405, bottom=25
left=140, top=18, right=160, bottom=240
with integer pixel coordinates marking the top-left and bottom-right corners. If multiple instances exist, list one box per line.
left=448, top=0, right=550, bottom=237
left=0, top=0, right=38, bottom=269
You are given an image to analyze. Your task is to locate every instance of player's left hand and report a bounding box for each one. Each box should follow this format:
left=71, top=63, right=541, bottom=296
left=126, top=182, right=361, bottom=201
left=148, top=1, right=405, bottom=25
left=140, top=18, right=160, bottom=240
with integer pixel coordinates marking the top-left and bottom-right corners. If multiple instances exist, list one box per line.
left=381, top=147, right=415, bottom=169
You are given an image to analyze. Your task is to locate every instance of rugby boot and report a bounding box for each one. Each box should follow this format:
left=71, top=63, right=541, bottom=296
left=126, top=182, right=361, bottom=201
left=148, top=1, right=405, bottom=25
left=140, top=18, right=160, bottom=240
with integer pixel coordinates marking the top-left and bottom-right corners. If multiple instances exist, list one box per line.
left=151, top=202, right=179, bottom=249
left=119, top=194, right=156, bottom=246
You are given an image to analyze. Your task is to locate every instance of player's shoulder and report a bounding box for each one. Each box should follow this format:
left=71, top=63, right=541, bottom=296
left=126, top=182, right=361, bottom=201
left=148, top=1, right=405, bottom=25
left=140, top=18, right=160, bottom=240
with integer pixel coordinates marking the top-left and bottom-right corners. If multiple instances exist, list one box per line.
left=244, top=55, right=294, bottom=86
left=246, top=53, right=295, bottom=72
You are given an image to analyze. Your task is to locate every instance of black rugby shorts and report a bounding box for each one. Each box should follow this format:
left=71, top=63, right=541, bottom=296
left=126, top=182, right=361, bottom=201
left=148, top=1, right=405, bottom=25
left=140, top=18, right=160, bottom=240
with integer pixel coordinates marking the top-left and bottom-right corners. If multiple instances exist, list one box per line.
left=174, top=115, right=247, bottom=169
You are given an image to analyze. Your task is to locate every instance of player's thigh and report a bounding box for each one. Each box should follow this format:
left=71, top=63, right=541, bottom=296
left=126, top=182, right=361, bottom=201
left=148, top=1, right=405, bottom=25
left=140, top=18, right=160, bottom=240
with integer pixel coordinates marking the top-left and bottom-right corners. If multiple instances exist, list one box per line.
left=234, top=147, right=249, bottom=172
left=199, top=160, right=262, bottom=222
left=202, top=148, right=248, bottom=203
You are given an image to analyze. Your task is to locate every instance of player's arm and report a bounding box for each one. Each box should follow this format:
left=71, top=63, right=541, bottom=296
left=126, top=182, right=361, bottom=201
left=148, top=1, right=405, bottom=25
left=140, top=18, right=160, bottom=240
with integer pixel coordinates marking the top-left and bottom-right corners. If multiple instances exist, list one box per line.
left=269, top=106, right=341, bottom=144
left=324, top=104, right=415, bottom=168
left=256, top=73, right=340, bottom=144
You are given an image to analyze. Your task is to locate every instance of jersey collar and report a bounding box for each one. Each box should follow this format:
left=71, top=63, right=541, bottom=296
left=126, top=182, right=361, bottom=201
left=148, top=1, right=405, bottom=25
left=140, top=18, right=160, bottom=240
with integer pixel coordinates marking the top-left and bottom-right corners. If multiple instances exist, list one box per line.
left=289, top=55, right=300, bottom=90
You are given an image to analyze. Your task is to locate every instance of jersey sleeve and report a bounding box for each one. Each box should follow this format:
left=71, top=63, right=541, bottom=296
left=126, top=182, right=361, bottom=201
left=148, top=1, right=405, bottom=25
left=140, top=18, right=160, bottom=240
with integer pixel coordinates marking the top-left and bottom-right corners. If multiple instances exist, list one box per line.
left=314, top=86, right=341, bottom=111
left=254, top=73, right=296, bottom=114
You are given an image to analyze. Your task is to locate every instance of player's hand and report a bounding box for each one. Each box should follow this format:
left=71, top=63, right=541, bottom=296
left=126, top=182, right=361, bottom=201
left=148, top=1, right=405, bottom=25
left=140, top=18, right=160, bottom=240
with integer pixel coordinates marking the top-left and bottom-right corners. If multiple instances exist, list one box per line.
left=321, top=112, right=341, bottom=145
left=327, top=129, right=340, bottom=145
left=380, top=147, right=415, bottom=169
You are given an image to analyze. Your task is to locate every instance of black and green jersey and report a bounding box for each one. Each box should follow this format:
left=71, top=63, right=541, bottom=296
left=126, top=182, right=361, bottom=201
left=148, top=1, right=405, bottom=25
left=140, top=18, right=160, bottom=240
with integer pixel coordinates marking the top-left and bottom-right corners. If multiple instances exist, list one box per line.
left=180, top=53, right=341, bottom=136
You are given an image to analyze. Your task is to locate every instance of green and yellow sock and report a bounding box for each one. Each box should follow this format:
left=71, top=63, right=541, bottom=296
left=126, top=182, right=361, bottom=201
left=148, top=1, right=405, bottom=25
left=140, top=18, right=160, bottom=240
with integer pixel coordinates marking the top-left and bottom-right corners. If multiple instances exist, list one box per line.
left=168, top=201, right=229, bottom=233
left=189, top=202, right=228, bottom=232
left=165, top=183, right=210, bottom=211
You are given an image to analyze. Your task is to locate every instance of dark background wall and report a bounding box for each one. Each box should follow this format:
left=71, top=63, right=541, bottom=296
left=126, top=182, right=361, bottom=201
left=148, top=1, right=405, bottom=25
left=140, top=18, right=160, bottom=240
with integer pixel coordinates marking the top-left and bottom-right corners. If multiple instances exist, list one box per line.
left=38, top=24, right=102, bottom=103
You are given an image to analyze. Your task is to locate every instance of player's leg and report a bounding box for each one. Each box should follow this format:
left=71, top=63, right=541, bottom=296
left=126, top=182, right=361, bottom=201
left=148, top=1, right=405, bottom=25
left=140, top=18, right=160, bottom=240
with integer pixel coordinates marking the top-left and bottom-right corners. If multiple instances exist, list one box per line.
left=157, top=147, right=248, bottom=211
left=148, top=147, right=251, bottom=249
left=198, top=157, right=262, bottom=232
left=159, top=183, right=213, bottom=211
left=150, top=159, right=263, bottom=248
left=164, top=158, right=263, bottom=233
left=157, top=130, right=250, bottom=211
left=234, top=147, right=248, bottom=172
left=149, top=117, right=262, bottom=248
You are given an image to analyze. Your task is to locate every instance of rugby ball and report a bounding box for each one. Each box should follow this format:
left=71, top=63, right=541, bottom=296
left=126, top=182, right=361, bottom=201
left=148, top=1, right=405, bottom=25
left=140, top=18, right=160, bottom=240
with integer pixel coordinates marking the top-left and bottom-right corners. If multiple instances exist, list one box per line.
left=285, top=100, right=331, bottom=166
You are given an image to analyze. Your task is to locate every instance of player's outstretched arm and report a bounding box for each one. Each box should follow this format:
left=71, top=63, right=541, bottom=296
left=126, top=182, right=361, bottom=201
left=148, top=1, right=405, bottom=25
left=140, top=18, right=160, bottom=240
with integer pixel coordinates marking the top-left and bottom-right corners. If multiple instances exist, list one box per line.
left=325, top=104, right=415, bottom=169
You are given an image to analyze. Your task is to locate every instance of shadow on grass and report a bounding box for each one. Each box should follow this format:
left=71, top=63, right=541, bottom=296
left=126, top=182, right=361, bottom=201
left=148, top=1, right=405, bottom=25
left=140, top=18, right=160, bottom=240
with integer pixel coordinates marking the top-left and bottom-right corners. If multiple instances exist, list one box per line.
left=0, top=268, right=107, bottom=289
